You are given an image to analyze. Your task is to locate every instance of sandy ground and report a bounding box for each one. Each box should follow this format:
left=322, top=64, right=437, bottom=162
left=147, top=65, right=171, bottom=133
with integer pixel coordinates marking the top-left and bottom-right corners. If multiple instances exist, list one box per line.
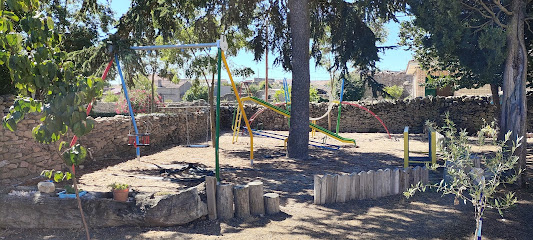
left=2, top=131, right=533, bottom=240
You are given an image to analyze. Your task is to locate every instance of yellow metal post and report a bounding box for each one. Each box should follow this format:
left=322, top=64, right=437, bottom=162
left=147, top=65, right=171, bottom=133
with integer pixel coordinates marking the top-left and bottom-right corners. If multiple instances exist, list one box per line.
left=404, top=126, right=409, bottom=169
left=222, top=51, right=254, bottom=162
left=431, top=130, right=436, bottom=165
left=311, top=120, right=317, bottom=137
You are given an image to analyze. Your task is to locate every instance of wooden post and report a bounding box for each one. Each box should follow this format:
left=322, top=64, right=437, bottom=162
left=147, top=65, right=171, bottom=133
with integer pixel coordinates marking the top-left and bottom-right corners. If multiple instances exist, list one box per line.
left=233, top=185, right=251, bottom=219
left=373, top=169, right=383, bottom=199
left=421, top=166, right=429, bottom=184
left=413, top=166, right=421, bottom=185
left=320, top=175, right=327, bottom=204
left=367, top=170, right=375, bottom=199
left=402, top=168, right=411, bottom=191
left=314, top=175, right=322, bottom=205
left=216, top=183, right=234, bottom=220
left=350, top=172, right=359, bottom=201
left=205, top=176, right=217, bottom=220
left=336, top=174, right=348, bottom=203
left=358, top=171, right=366, bottom=200
left=325, top=174, right=336, bottom=204
left=392, top=168, right=400, bottom=195
left=248, top=181, right=265, bottom=215
left=383, top=169, right=391, bottom=197
left=264, top=193, right=280, bottom=215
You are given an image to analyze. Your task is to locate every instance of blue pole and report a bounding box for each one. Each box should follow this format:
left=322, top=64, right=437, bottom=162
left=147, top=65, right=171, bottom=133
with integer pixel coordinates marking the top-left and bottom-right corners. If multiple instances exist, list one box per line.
left=115, top=55, right=141, bottom=160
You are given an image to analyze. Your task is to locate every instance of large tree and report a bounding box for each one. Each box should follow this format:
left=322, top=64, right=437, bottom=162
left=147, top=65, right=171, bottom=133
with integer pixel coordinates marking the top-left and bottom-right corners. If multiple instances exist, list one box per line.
left=406, top=0, right=532, bottom=182
left=233, top=0, right=407, bottom=159
left=112, top=0, right=407, bottom=159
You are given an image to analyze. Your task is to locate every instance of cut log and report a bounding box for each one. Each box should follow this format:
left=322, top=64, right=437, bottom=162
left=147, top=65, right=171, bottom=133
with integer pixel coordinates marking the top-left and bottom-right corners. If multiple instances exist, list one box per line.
left=358, top=171, right=366, bottom=200
left=325, top=174, right=336, bottom=204
left=264, top=193, right=280, bottom=215
left=392, top=168, right=400, bottom=195
left=336, top=174, right=349, bottom=203
left=367, top=170, right=375, bottom=199
left=421, top=166, right=429, bottom=184
left=314, top=175, right=323, bottom=205
left=216, top=183, right=234, bottom=220
left=233, top=185, right=250, bottom=219
left=205, top=176, right=217, bottom=220
left=383, top=169, right=391, bottom=197
left=248, top=181, right=265, bottom=215
left=350, top=172, right=359, bottom=201
left=374, top=169, right=383, bottom=198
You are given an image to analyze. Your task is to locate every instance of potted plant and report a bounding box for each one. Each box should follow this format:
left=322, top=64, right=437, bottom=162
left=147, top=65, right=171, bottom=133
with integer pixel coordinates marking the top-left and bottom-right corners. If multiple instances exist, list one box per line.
left=109, top=183, right=129, bottom=202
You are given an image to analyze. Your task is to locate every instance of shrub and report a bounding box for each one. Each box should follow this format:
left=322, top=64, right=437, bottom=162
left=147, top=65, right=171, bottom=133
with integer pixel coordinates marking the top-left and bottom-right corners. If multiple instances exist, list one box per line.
left=102, top=92, right=119, bottom=102
left=405, top=113, right=521, bottom=239
left=383, top=85, right=403, bottom=99
left=115, top=89, right=163, bottom=114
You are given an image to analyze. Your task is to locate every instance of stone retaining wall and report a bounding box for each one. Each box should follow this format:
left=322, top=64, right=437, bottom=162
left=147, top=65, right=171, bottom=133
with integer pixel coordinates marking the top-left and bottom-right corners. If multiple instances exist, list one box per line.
left=1, top=95, right=210, bottom=186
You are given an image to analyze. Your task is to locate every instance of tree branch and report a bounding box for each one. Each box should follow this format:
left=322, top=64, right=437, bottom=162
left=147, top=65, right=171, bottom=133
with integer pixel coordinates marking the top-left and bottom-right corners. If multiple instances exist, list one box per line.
left=477, top=0, right=508, bottom=28
left=492, top=0, right=513, bottom=16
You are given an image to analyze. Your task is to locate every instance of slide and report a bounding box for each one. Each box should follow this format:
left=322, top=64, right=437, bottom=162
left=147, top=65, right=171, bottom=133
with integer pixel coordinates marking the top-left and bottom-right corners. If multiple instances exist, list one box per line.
left=241, top=96, right=356, bottom=146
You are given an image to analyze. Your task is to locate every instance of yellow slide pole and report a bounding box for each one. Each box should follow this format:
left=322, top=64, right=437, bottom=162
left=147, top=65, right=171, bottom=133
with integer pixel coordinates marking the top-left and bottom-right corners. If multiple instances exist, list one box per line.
left=222, top=51, right=254, bottom=162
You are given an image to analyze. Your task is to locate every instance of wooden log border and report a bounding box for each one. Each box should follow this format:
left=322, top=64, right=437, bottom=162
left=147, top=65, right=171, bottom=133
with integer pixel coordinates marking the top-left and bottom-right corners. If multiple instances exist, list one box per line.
left=313, top=167, right=430, bottom=204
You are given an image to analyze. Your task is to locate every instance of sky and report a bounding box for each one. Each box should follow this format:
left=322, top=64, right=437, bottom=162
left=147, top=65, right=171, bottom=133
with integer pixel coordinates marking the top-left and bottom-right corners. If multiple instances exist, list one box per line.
left=109, top=0, right=414, bottom=82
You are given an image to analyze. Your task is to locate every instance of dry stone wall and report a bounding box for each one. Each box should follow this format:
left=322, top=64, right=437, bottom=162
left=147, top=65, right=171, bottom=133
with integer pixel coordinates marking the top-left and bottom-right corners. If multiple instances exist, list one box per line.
left=1, top=95, right=209, bottom=186
left=2, top=93, right=533, bottom=186
left=246, top=96, right=500, bottom=134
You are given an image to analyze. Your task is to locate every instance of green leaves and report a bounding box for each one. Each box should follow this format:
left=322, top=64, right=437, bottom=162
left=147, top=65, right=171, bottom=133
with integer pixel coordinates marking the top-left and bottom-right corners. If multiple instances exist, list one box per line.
left=40, top=169, right=72, bottom=183
left=61, top=144, right=87, bottom=166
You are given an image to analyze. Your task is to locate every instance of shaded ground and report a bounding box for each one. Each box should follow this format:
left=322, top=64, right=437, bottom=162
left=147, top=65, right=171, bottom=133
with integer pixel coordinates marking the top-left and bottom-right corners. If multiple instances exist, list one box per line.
left=2, top=132, right=533, bottom=239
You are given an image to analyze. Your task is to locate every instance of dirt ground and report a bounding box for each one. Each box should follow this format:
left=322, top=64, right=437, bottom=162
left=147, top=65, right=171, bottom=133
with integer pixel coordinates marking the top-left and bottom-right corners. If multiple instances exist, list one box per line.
left=2, top=131, right=533, bottom=240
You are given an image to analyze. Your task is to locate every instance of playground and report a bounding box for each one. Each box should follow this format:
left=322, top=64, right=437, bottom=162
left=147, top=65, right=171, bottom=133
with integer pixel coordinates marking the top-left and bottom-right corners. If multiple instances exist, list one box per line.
left=3, top=131, right=533, bottom=239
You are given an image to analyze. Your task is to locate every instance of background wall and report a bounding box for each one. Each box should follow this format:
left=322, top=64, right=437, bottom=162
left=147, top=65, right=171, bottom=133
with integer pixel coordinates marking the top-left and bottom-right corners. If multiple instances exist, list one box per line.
left=2, top=93, right=531, bottom=186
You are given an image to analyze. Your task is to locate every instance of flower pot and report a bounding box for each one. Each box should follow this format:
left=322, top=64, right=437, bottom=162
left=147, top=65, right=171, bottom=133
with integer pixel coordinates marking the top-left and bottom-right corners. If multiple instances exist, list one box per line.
left=113, top=188, right=129, bottom=202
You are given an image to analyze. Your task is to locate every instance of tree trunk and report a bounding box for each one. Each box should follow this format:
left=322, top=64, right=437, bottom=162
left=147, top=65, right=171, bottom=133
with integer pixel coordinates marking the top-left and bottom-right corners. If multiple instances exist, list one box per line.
left=490, top=83, right=501, bottom=134
left=210, top=71, right=216, bottom=146
left=501, top=0, right=528, bottom=186
left=287, top=0, right=310, bottom=160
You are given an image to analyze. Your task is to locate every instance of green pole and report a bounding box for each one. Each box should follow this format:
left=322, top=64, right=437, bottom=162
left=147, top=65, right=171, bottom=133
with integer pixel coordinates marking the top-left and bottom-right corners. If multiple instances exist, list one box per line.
left=336, top=78, right=345, bottom=134
left=215, top=48, right=222, bottom=181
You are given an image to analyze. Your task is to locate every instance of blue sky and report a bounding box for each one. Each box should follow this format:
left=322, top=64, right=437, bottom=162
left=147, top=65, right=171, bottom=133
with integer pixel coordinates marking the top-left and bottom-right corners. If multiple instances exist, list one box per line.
left=109, top=0, right=413, bottom=82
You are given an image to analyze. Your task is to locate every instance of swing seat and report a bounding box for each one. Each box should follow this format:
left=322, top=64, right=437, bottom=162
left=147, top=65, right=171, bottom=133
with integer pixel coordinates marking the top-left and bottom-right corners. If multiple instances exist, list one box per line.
left=128, top=133, right=150, bottom=146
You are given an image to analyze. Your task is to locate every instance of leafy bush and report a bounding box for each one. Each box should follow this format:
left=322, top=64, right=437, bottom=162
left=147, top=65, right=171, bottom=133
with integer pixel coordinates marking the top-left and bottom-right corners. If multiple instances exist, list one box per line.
left=182, top=83, right=209, bottom=101
left=383, top=85, right=403, bottom=99
left=405, top=113, right=521, bottom=239
left=115, top=89, right=163, bottom=114
left=102, top=92, right=119, bottom=102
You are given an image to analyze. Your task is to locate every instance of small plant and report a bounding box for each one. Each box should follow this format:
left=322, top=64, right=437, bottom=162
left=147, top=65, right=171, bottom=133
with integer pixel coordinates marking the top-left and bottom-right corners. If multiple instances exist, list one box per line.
left=477, top=119, right=498, bottom=145
left=41, top=170, right=81, bottom=194
left=108, top=183, right=129, bottom=190
left=404, top=113, right=521, bottom=239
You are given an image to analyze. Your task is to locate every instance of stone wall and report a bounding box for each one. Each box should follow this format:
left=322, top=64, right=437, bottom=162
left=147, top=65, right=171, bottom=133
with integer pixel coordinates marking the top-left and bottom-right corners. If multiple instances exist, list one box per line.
left=3, top=93, right=533, bottom=186
left=0, top=95, right=210, bottom=186
left=245, top=95, right=499, bottom=134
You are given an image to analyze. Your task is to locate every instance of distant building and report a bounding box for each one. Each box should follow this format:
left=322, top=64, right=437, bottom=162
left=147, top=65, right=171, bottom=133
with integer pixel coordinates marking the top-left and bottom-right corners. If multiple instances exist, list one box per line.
left=404, top=60, right=488, bottom=98
left=156, top=75, right=192, bottom=102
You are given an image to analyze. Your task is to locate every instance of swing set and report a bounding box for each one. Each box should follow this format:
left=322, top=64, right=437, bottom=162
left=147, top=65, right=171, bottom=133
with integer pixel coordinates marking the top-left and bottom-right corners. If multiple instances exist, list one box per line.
left=113, top=35, right=245, bottom=181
